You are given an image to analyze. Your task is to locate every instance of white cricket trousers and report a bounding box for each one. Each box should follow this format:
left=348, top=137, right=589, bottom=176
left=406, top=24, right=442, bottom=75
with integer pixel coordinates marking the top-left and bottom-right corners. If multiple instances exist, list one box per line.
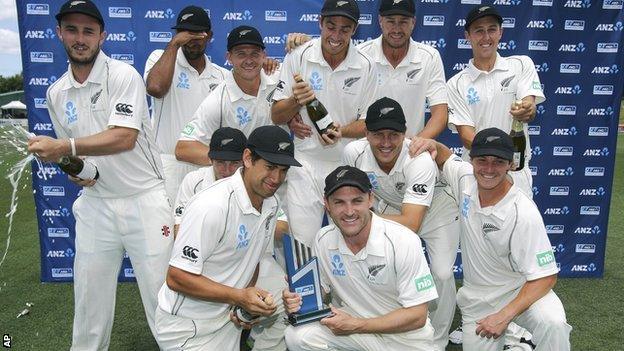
left=461, top=290, right=571, bottom=351
left=161, top=154, right=199, bottom=205
left=70, top=186, right=174, bottom=350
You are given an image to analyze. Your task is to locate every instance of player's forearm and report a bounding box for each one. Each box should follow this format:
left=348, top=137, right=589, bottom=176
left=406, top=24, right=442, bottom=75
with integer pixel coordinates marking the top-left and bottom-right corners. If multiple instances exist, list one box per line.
left=75, top=127, right=138, bottom=155
left=175, top=140, right=211, bottom=166
left=271, top=97, right=300, bottom=124
left=456, top=125, right=476, bottom=149
left=340, top=119, right=366, bottom=139
left=417, top=104, right=447, bottom=139
left=166, top=266, right=244, bottom=305
left=357, top=304, right=429, bottom=334
left=381, top=212, right=424, bottom=233
left=146, top=45, right=179, bottom=98
left=498, top=274, right=557, bottom=322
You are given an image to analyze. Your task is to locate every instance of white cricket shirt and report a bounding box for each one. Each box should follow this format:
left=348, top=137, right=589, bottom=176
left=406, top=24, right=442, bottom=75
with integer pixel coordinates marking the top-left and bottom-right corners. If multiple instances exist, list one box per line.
left=158, top=169, right=280, bottom=319
left=272, top=38, right=378, bottom=162
left=358, top=36, right=447, bottom=137
left=174, top=166, right=216, bottom=225
left=144, top=49, right=228, bottom=155
left=47, top=51, right=164, bottom=198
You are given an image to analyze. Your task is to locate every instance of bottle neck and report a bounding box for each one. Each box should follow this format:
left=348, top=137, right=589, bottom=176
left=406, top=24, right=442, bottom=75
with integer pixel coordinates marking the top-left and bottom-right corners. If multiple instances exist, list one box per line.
left=511, top=119, right=524, bottom=132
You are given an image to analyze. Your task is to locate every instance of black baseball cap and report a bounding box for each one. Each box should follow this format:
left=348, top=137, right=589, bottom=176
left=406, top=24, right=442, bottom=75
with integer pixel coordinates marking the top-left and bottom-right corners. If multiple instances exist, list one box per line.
left=227, top=26, right=265, bottom=51
left=379, top=0, right=415, bottom=17
left=56, top=0, right=104, bottom=28
left=209, top=127, right=246, bottom=161
left=365, top=97, right=407, bottom=133
left=247, top=126, right=301, bottom=167
left=172, top=6, right=211, bottom=32
left=321, top=0, right=360, bottom=24
left=324, top=166, right=372, bottom=197
left=464, top=5, right=503, bottom=30
left=469, top=127, right=514, bottom=161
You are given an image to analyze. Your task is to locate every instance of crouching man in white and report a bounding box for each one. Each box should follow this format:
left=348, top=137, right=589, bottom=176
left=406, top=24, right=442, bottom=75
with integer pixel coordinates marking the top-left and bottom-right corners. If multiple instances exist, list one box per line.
left=410, top=128, right=571, bottom=351
left=155, top=126, right=302, bottom=350
left=283, top=165, right=438, bottom=351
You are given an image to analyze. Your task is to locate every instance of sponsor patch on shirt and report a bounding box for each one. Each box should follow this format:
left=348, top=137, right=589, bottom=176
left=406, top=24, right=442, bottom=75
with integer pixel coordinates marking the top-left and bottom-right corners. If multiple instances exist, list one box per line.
left=536, top=250, right=555, bottom=267
left=415, top=273, right=435, bottom=292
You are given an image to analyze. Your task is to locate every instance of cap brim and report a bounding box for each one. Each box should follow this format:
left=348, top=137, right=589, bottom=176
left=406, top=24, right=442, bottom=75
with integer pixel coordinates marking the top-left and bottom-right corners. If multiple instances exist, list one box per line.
left=172, top=24, right=211, bottom=32
left=325, top=181, right=371, bottom=197
left=254, top=150, right=302, bottom=167
left=228, top=40, right=266, bottom=50
left=469, top=148, right=512, bottom=161
left=366, top=121, right=406, bottom=133
left=379, top=10, right=414, bottom=17
left=208, top=150, right=243, bottom=161
left=320, top=11, right=359, bottom=24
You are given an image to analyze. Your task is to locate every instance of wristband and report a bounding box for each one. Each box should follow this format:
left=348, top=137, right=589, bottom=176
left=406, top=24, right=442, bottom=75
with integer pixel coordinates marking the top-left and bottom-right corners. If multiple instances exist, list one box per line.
left=69, top=138, right=77, bottom=156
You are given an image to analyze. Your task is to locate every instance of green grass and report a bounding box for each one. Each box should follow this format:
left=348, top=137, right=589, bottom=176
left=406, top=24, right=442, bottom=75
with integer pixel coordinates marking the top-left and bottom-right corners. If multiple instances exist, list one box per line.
left=0, top=137, right=622, bottom=350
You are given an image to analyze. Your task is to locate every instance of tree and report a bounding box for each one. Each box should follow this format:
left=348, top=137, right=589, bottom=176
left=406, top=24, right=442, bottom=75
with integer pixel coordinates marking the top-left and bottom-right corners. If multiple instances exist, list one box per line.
left=0, top=73, right=24, bottom=94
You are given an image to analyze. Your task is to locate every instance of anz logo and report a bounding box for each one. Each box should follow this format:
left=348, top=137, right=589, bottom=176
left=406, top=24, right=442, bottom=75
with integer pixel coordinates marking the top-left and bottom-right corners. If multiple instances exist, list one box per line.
left=223, top=10, right=252, bottom=20
left=571, top=263, right=597, bottom=272
left=144, top=8, right=175, bottom=19
left=24, top=28, right=55, bottom=39
left=497, top=40, right=516, bottom=50
left=535, top=63, right=549, bottom=72
left=263, top=34, right=288, bottom=45
left=420, top=38, right=446, bottom=49
left=106, top=31, right=136, bottom=42
left=551, top=126, right=578, bottom=136
left=591, top=64, right=619, bottom=74
left=586, top=106, right=614, bottom=116
left=554, top=85, right=582, bottom=95
left=595, top=21, right=624, bottom=31
left=582, top=147, right=609, bottom=156
left=28, top=75, right=57, bottom=86
left=526, top=19, right=554, bottom=29
left=579, top=187, right=606, bottom=196
left=564, top=0, right=593, bottom=7
left=453, top=62, right=469, bottom=71
left=299, top=13, right=319, bottom=22
left=547, top=167, right=574, bottom=176
left=558, top=42, right=586, bottom=52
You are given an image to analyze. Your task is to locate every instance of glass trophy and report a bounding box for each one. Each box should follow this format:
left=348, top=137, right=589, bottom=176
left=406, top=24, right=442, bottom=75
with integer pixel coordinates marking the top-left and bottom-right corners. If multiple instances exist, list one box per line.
left=282, top=234, right=332, bottom=326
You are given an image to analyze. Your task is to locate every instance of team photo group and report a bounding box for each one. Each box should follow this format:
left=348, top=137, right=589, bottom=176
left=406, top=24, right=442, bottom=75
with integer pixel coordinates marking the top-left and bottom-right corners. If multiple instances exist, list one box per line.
left=26, top=0, right=572, bottom=350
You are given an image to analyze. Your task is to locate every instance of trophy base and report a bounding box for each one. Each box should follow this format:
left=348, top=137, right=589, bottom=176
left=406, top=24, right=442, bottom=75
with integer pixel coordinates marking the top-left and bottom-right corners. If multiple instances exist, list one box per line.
left=288, top=307, right=333, bottom=326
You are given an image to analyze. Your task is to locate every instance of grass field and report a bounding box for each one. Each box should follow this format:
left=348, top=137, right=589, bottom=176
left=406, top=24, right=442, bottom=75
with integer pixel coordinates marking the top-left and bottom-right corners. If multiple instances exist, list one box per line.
left=0, top=137, right=622, bottom=350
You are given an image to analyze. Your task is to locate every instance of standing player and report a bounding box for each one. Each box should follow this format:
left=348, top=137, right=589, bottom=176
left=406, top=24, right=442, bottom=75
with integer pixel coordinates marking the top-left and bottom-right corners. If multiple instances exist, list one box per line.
left=410, top=129, right=571, bottom=351
left=343, top=97, right=459, bottom=350
left=446, top=5, right=544, bottom=197
left=144, top=5, right=229, bottom=202
left=155, top=126, right=301, bottom=350
left=271, top=0, right=378, bottom=249
left=175, top=26, right=280, bottom=166
left=28, top=1, right=173, bottom=349
left=283, top=166, right=438, bottom=350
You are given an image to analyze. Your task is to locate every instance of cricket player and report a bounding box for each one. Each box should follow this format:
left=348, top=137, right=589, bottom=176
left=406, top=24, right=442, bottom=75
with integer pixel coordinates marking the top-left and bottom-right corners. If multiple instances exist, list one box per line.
left=28, top=1, right=173, bottom=349
left=155, top=126, right=301, bottom=351
left=343, top=97, right=459, bottom=350
left=271, top=0, right=378, bottom=250
left=144, top=5, right=229, bottom=202
left=410, top=128, right=571, bottom=351
left=283, top=165, right=438, bottom=350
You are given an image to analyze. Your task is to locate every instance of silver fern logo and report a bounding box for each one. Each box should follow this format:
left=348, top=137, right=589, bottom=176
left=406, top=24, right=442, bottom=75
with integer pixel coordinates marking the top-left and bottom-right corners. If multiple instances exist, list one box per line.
left=482, top=222, right=500, bottom=234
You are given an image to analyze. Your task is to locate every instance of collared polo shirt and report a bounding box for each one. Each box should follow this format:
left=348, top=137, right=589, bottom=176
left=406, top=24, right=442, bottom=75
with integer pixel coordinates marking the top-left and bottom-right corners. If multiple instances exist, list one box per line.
left=315, top=214, right=437, bottom=319
left=358, top=36, right=447, bottom=137
left=144, top=49, right=228, bottom=155
left=273, top=38, right=378, bottom=162
left=179, top=70, right=279, bottom=143
left=442, top=154, right=559, bottom=294
left=158, top=169, right=280, bottom=319
left=174, top=166, right=216, bottom=224
left=47, top=51, right=164, bottom=198
left=447, top=54, right=545, bottom=161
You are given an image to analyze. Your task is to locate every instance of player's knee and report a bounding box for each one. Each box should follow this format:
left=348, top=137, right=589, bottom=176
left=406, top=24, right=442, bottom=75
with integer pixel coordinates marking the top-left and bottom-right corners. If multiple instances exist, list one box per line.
left=539, top=316, right=570, bottom=337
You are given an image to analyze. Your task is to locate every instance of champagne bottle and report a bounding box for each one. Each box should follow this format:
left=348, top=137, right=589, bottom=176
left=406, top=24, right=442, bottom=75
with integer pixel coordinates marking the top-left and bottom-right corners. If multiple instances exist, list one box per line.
left=509, top=113, right=526, bottom=171
left=293, top=75, right=337, bottom=137
left=58, top=156, right=99, bottom=180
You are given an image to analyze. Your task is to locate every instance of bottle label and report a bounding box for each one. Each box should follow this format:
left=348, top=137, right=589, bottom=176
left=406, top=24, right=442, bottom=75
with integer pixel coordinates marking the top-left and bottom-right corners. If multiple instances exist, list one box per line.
left=513, top=152, right=522, bottom=168
left=315, top=114, right=333, bottom=130
left=76, top=160, right=98, bottom=180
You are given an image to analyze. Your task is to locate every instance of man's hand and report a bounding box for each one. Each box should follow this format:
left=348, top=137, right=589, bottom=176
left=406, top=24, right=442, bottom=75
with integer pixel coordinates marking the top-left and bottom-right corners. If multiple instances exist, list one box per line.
left=170, top=31, right=208, bottom=49
left=510, top=100, right=536, bottom=122
left=320, top=305, right=362, bottom=336
left=285, top=33, right=312, bottom=53
left=28, top=136, right=68, bottom=162
left=263, top=58, right=281, bottom=75
left=68, top=174, right=97, bottom=187
left=475, top=310, right=512, bottom=340
left=408, top=136, right=437, bottom=159
left=229, top=309, right=258, bottom=330
left=319, top=123, right=342, bottom=146
left=292, top=75, right=316, bottom=106
left=282, top=288, right=302, bottom=314
left=287, top=113, right=312, bottom=139
left=238, top=287, right=277, bottom=317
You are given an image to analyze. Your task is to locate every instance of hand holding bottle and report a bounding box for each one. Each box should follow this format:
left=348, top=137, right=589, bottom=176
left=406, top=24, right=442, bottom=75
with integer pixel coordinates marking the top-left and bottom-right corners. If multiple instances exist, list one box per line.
left=509, top=98, right=536, bottom=122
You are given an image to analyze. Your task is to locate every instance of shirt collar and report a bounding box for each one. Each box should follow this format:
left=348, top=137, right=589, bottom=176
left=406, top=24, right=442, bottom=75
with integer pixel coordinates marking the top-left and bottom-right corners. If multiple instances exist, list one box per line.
left=333, top=213, right=386, bottom=259
left=225, top=70, right=272, bottom=102
left=466, top=53, right=509, bottom=81
left=463, top=179, right=519, bottom=220
left=231, top=169, right=261, bottom=216
left=369, top=36, right=422, bottom=68
left=66, top=50, right=108, bottom=90
left=308, top=38, right=363, bottom=71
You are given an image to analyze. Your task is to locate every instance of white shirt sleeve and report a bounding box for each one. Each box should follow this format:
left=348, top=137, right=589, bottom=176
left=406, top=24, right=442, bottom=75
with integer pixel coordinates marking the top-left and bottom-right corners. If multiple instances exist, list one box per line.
left=446, top=76, right=474, bottom=130
left=355, top=61, right=378, bottom=119
left=107, top=65, right=149, bottom=131
left=312, top=237, right=331, bottom=293
left=178, top=87, right=223, bottom=145
left=174, top=169, right=203, bottom=225
left=143, top=49, right=164, bottom=81
left=515, top=55, right=546, bottom=105
left=272, top=50, right=296, bottom=102
left=442, top=154, right=473, bottom=205
left=341, top=140, right=360, bottom=166
left=425, top=49, right=448, bottom=107
left=169, top=199, right=224, bottom=274
left=402, top=153, right=437, bottom=207
left=395, top=230, right=438, bottom=307
left=510, top=202, right=559, bottom=281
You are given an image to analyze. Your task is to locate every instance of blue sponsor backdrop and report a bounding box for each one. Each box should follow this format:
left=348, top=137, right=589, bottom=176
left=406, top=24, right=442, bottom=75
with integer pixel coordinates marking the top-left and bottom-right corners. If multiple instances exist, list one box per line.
left=17, top=0, right=623, bottom=281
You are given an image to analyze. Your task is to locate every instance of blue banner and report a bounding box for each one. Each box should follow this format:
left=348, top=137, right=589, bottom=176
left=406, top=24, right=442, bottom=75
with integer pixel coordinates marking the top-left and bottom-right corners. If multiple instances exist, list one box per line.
left=17, top=0, right=623, bottom=280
